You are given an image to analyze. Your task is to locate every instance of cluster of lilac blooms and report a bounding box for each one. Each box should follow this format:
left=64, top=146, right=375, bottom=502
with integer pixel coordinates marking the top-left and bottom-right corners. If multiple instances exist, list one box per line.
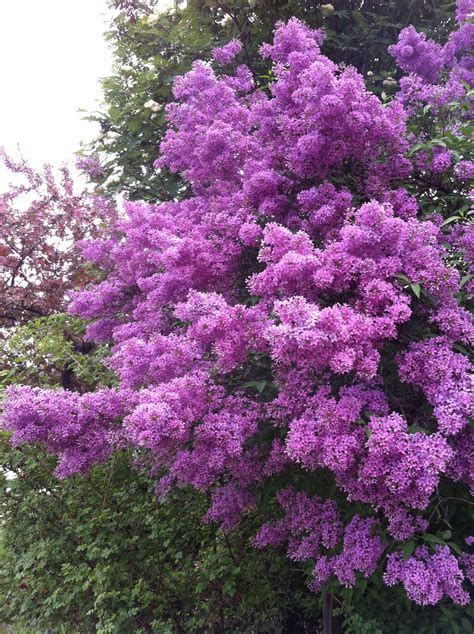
left=390, top=0, right=474, bottom=187
left=75, top=155, right=104, bottom=179
left=390, top=3, right=473, bottom=110
left=3, top=9, right=473, bottom=606
left=384, top=546, right=470, bottom=606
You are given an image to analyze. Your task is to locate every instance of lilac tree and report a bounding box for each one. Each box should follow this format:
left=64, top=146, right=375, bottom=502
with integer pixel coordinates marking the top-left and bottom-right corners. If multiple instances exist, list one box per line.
left=3, top=9, right=473, bottom=616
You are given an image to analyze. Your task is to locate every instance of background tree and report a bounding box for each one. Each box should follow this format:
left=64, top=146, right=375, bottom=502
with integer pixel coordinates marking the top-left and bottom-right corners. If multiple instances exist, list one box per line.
left=0, top=150, right=116, bottom=330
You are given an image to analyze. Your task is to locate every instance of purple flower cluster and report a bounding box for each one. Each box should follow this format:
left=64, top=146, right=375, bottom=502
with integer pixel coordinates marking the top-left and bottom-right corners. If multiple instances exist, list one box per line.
left=389, top=0, right=474, bottom=196
left=311, top=516, right=384, bottom=590
left=2, top=16, right=473, bottom=606
left=3, top=386, right=131, bottom=477
left=256, top=493, right=384, bottom=593
left=455, top=160, right=474, bottom=182
left=212, top=39, right=242, bottom=65
left=75, top=155, right=104, bottom=179
left=399, top=338, right=474, bottom=436
left=389, top=0, right=474, bottom=188
left=384, top=546, right=470, bottom=605
left=456, top=0, right=474, bottom=23
left=255, top=488, right=342, bottom=558
left=390, top=3, right=474, bottom=102
left=389, top=26, right=445, bottom=83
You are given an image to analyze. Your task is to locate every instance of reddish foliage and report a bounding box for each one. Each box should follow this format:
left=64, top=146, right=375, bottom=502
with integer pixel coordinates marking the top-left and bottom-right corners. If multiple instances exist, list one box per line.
left=0, top=149, right=116, bottom=329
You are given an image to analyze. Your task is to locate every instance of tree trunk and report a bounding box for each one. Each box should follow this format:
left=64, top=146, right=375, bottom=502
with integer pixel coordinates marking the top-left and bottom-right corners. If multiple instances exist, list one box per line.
left=323, top=593, right=343, bottom=634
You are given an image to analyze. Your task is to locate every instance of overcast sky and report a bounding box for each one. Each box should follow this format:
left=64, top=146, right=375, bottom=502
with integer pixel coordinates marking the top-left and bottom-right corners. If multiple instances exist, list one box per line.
left=0, top=0, right=113, bottom=169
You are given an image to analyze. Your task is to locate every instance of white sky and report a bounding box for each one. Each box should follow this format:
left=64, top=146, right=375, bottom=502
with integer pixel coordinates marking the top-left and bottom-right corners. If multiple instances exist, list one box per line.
left=0, top=0, right=113, bottom=169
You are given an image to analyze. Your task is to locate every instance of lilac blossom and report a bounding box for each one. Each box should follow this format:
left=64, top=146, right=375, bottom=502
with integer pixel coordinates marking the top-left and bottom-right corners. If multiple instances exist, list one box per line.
left=384, top=546, right=470, bottom=605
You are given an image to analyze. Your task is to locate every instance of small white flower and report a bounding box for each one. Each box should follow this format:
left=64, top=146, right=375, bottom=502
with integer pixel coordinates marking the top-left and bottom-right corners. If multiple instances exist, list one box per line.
left=144, top=99, right=162, bottom=112
left=383, top=77, right=397, bottom=87
left=219, top=14, right=232, bottom=25
left=321, top=3, right=335, bottom=17
left=147, top=9, right=162, bottom=25
left=121, top=64, right=133, bottom=73
left=104, top=174, right=121, bottom=186
left=367, top=71, right=374, bottom=77
left=102, top=131, right=120, bottom=145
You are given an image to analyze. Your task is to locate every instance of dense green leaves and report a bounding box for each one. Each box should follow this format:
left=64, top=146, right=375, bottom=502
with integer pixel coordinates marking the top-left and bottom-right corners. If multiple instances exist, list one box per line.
left=0, top=442, right=320, bottom=632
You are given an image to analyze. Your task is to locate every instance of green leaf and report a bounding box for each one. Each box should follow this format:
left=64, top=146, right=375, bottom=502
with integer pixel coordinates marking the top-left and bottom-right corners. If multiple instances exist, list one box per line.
left=355, top=578, right=368, bottom=597
left=448, top=541, right=463, bottom=556
left=441, top=215, right=462, bottom=227
left=402, top=540, right=416, bottom=560
left=453, top=343, right=470, bottom=356
left=421, top=534, right=445, bottom=545
left=407, top=143, right=426, bottom=156
left=408, top=424, right=426, bottom=434
left=429, top=138, right=447, bottom=148
left=241, top=379, right=267, bottom=393
left=395, top=273, right=411, bottom=285
left=438, top=530, right=452, bottom=540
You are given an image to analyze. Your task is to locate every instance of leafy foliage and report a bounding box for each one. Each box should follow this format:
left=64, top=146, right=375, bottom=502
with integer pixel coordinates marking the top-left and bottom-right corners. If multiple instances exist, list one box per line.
left=0, top=315, right=114, bottom=390
left=0, top=443, right=321, bottom=633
